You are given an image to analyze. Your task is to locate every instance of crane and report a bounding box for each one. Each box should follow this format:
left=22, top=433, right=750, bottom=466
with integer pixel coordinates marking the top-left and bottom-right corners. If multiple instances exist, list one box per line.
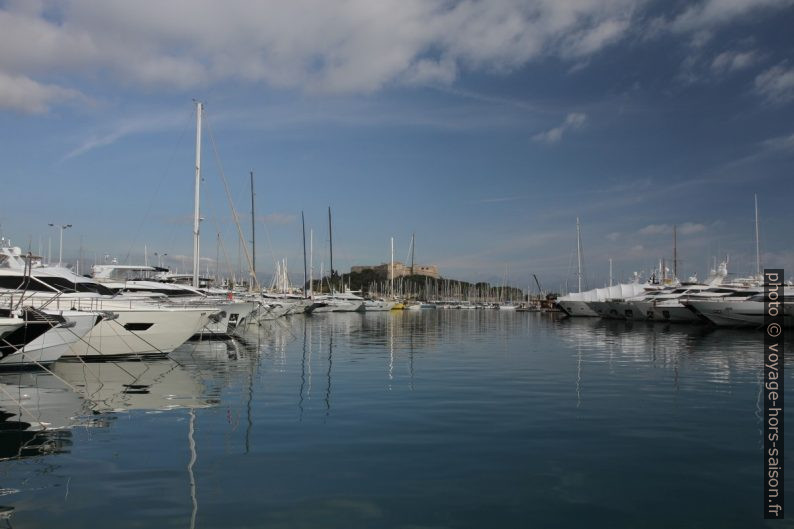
left=532, top=274, right=544, bottom=297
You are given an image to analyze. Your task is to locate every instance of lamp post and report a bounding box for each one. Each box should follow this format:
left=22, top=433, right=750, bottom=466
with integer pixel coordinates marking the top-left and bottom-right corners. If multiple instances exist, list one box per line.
left=154, top=252, right=168, bottom=267
left=48, top=223, right=72, bottom=267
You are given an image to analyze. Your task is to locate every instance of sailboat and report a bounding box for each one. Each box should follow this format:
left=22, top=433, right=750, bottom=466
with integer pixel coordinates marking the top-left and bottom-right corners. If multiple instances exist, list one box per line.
left=556, top=218, right=599, bottom=317
left=308, top=208, right=365, bottom=313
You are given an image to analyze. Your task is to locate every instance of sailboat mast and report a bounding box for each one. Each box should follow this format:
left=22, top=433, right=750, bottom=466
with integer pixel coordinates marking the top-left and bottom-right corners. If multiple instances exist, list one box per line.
left=309, top=229, right=314, bottom=297
left=390, top=237, right=394, bottom=299
left=250, top=171, right=256, bottom=286
left=302, top=211, right=308, bottom=297
left=673, top=224, right=677, bottom=281
left=410, top=232, right=415, bottom=275
left=576, top=217, right=582, bottom=293
left=755, top=193, right=761, bottom=278
left=328, top=207, right=334, bottom=291
left=192, top=101, right=202, bottom=289
left=609, top=258, right=613, bottom=287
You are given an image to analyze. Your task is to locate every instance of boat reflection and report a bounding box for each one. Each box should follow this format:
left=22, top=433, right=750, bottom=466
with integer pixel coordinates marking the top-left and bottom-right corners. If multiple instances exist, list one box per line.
left=554, top=316, right=766, bottom=383
left=0, top=371, right=81, bottom=461
left=0, top=352, right=222, bottom=463
left=52, top=359, right=214, bottom=413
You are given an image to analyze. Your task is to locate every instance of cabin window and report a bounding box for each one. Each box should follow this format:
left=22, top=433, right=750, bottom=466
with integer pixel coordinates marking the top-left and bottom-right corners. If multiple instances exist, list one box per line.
left=123, top=323, right=154, bottom=331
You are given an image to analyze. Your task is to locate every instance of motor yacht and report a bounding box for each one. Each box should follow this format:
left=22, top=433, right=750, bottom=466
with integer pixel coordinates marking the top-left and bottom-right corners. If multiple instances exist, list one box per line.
left=685, top=287, right=791, bottom=327
left=0, top=246, right=216, bottom=359
left=0, top=307, right=105, bottom=367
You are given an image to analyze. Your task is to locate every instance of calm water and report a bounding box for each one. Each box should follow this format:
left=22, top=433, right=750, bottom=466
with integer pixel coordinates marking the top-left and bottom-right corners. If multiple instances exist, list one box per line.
left=0, top=311, right=791, bottom=528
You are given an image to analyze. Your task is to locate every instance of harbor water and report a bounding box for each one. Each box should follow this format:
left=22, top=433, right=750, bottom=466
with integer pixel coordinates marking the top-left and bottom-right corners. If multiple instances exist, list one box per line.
left=0, top=310, right=790, bottom=528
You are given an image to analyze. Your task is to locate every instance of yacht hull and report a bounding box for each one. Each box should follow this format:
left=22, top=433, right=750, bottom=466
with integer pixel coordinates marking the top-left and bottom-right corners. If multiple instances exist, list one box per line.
left=312, top=300, right=365, bottom=313
left=63, top=309, right=211, bottom=359
left=0, top=311, right=101, bottom=367
left=364, top=301, right=395, bottom=311
left=648, top=303, right=700, bottom=323
left=686, top=300, right=793, bottom=327
left=556, top=300, right=599, bottom=317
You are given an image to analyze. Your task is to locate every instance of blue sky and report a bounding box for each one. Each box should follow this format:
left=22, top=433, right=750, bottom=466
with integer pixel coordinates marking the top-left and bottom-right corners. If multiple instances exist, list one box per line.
left=1, top=0, right=793, bottom=290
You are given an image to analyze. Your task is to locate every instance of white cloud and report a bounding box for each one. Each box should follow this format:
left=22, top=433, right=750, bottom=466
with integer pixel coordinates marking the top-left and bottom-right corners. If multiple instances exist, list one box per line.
left=755, top=63, right=794, bottom=103
left=532, top=112, right=587, bottom=143
left=711, top=49, right=759, bottom=74
left=760, top=132, right=794, bottom=152
left=670, top=0, right=794, bottom=33
left=0, top=0, right=645, bottom=110
left=639, top=223, right=671, bottom=236
left=63, top=112, right=187, bottom=159
left=678, top=222, right=706, bottom=235
left=0, top=71, right=82, bottom=113
left=560, top=18, right=631, bottom=58
left=640, top=222, right=706, bottom=236
left=627, top=244, right=645, bottom=257
left=1, top=0, right=791, bottom=113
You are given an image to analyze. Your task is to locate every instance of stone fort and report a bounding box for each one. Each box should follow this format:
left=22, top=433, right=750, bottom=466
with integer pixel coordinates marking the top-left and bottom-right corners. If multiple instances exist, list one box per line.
left=350, top=261, right=440, bottom=279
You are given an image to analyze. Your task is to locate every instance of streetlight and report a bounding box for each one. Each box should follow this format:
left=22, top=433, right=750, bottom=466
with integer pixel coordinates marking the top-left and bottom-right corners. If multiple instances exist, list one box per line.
left=48, top=223, right=72, bottom=267
left=154, top=252, right=168, bottom=267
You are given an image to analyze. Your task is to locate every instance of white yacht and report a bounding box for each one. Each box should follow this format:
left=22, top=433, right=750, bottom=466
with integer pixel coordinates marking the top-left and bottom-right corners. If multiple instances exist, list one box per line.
left=259, top=292, right=313, bottom=317
left=310, top=289, right=366, bottom=313
left=0, top=246, right=216, bottom=359
left=635, top=290, right=698, bottom=322
left=559, top=282, right=647, bottom=318
left=631, top=286, right=743, bottom=323
left=91, top=264, right=258, bottom=335
left=584, top=283, right=654, bottom=319
left=363, top=299, right=395, bottom=311
left=556, top=290, right=600, bottom=317
left=0, top=307, right=105, bottom=368
left=685, top=288, right=791, bottom=327
left=0, top=316, right=22, bottom=339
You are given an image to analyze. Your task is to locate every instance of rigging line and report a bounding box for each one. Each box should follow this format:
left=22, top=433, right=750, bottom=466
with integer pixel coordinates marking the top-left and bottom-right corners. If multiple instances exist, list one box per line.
left=105, top=318, right=169, bottom=363
left=56, top=304, right=163, bottom=380
left=123, top=107, right=195, bottom=264
left=198, top=186, right=235, bottom=283
left=0, top=382, right=49, bottom=431
left=3, top=294, right=115, bottom=380
left=204, top=114, right=258, bottom=289
left=0, top=335, right=80, bottom=393
left=216, top=234, right=235, bottom=284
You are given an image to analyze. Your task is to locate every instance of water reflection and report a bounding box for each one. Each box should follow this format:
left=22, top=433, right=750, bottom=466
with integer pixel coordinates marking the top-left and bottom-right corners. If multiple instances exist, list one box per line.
left=554, top=316, right=767, bottom=384
left=0, top=372, right=79, bottom=461
left=52, top=360, right=213, bottom=413
left=0, top=311, right=789, bottom=529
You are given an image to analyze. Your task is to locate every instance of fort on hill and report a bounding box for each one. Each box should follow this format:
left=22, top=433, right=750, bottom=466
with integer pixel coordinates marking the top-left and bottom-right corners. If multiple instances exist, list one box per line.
left=350, top=261, right=440, bottom=279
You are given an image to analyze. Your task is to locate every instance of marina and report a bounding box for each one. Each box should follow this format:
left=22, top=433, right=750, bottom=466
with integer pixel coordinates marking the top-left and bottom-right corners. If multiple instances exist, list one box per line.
left=0, top=136, right=790, bottom=525
left=2, top=1, right=793, bottom=526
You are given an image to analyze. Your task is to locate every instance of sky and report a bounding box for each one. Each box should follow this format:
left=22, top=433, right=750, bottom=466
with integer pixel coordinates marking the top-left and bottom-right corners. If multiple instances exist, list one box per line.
left=1, top=0, right=793, bottom=291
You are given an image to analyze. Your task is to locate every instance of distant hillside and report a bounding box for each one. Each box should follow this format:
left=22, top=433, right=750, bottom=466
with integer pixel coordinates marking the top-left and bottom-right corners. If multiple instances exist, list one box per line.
left=306, top=270, right=527, bottom=301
